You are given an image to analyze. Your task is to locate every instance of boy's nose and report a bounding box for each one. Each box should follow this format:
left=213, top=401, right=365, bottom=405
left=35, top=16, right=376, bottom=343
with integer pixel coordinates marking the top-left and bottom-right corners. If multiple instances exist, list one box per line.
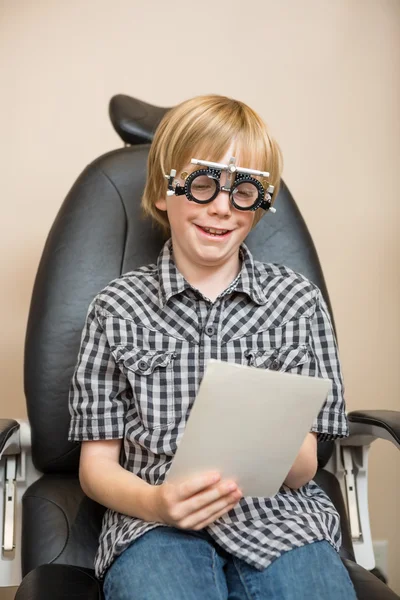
left=207, top=189, right=232, bottom=218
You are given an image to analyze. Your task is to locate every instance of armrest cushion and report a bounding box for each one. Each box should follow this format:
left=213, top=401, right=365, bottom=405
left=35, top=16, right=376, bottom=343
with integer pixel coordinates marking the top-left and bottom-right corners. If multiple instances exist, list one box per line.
left=22, top=474, right=105, bottom=575
left=0, top=419, right=20, bottom=456
left=347, top=410, right=400, bottom=448
left=343, top=559, right=400, bottom=600
left=15, top=564, right=103, bottom=600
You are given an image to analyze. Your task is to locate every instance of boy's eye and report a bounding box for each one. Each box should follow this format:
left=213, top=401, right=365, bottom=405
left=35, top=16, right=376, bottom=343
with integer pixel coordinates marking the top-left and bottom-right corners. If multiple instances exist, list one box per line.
left=192, top=183, right=213, bottom=189
left=235, top=189, right=253, bottom=198
left=190, top=175, right=217, bottom=199
left=235, top=184, right=256, bottom=197
left=232, top=182, right=259, bottom=206
left=192, top=185, right=213, bottom=191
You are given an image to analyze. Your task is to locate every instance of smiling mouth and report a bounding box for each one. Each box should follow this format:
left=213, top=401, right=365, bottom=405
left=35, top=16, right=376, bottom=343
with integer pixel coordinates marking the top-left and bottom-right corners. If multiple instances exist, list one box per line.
left=195, top=225, right=232, bottom=237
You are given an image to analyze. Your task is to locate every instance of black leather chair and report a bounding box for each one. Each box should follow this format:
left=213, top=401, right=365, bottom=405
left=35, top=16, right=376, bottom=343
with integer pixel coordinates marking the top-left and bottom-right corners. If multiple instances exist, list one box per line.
left=3, top=96, right=399, bottom=599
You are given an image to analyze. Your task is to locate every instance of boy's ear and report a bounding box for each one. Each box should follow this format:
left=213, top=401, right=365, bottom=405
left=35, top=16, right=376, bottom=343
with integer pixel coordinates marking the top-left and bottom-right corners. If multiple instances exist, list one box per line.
left=155, top=197, right=167, bottom=211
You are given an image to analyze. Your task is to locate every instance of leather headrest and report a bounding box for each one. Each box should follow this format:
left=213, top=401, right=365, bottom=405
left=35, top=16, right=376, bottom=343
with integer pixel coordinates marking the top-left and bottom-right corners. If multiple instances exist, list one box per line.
left=109, top=94, right=169, bottom=145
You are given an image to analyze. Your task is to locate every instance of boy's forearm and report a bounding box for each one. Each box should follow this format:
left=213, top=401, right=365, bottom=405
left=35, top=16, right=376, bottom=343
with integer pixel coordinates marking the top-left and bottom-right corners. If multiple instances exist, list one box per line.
left=283, top=433, right=318, bottom=490
left=80, top=457, right=160, bottom=522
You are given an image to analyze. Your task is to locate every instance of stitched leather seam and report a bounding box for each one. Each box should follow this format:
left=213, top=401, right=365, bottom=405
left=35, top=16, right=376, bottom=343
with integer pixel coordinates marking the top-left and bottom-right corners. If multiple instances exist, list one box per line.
left=96, top=163, right=128, bottom=277
left=70, top=566, right=101, bottom=596
left=23, top=495, right=70, bottom=564
left=43, top=443, right=80, bottom=468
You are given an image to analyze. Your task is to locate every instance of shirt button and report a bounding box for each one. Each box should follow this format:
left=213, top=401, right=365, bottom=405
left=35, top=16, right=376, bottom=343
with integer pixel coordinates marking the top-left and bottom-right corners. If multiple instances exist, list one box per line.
left=270, top=359, right=280, bottom=370
left=205, top=325, right=215, bottom=336
left=138, top=359, right=149, bottom=371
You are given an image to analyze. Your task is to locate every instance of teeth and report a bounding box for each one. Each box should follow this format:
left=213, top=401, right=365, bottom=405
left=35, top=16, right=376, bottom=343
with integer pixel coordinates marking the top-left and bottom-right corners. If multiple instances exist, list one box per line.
left=203, top=227, right=229, bottom=235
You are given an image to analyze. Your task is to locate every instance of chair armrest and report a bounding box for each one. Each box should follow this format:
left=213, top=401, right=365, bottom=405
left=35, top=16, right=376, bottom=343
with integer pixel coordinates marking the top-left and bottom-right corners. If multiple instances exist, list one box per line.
left=336, top=410, right=399, bottom=571
left=0, top=419, right=20, bottom=457
left=0, top=420, right=35, bottom=559
left=344, top=410, right=400, bottom=449
left=343, top=559, right=400, bottom=600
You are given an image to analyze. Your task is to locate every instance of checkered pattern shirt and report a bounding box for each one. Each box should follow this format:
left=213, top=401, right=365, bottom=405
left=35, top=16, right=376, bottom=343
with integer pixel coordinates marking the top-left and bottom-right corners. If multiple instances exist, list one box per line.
left=68, top=240, right=349, bottom=579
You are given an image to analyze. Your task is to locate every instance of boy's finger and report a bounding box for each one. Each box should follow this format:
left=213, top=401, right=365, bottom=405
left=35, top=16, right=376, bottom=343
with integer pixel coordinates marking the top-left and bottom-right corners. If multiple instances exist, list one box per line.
left=191, top=500, right=239, bottom=531
left=176, top=472, right=221, bottom=500
left=183, top=481, right=239, bottom=514
left=179, top=492, right=240, bottom=529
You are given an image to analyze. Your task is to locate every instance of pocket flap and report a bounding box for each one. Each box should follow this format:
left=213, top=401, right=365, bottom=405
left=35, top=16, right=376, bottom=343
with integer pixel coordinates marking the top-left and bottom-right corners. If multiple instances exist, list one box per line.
left=114, top=348, right=175, bottom=375
left=247, top=345, right=309, bottom=371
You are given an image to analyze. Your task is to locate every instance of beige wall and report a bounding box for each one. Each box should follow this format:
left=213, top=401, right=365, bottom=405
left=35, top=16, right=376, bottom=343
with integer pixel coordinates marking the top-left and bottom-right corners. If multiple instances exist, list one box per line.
left=1, top=0, right=399, bottom=591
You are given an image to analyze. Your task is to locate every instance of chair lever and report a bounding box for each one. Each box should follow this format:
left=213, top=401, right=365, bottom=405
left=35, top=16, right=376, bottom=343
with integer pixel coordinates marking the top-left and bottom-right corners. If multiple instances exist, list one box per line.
left=342, top=447, right=362, bottom=541
left=2, top=456, right=16, bottom=553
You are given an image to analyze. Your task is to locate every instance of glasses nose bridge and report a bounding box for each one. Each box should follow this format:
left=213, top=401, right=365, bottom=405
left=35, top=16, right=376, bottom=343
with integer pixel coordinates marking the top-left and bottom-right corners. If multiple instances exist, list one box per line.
left=220, top=183, right=233, bottom=194
left=219, top=168, right=235, bottom=193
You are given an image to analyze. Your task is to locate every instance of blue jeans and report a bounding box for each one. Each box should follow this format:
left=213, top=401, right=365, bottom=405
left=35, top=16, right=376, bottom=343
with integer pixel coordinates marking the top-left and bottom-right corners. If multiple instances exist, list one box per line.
left=103, top=527, right=357, bottom=599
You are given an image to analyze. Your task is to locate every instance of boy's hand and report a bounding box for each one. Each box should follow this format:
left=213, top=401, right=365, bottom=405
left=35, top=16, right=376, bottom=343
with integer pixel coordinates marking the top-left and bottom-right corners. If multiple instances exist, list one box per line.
left=151, top=472, right=242, bottom=530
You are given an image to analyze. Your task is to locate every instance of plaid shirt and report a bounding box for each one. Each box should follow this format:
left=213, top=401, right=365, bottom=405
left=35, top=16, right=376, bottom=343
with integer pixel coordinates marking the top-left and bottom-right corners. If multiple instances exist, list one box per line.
left=68, top=240, right=349, bottom=579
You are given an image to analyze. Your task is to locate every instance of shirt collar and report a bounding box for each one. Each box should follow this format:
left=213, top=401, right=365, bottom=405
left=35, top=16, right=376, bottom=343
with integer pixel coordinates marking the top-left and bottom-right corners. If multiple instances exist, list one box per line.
left=157, top=239, right=268, bottom=307
left=235, top=243, right=268, bottom=305
left=157, top=240, right=191, bottom=307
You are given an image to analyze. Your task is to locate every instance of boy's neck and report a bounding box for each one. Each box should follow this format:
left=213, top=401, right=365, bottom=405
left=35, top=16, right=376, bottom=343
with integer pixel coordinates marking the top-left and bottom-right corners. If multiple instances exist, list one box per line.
left=171, top=245, right=241, bottom=303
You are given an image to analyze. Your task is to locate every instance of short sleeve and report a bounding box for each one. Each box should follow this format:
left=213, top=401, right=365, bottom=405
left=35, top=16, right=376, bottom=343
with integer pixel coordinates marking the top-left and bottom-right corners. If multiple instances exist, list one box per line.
left=68, top=299, right=131, bottom=441
left=308, top=290, right=349, bottom=441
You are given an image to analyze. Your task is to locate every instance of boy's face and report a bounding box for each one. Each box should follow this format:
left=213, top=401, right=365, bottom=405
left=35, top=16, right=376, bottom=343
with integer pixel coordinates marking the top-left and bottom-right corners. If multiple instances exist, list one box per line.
left=155, top=145, right=256, bottom=272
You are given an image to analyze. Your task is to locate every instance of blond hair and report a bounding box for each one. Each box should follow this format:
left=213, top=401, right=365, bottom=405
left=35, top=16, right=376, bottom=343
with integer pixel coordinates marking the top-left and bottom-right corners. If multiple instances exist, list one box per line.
left=142, top=95, right=283, bottom=234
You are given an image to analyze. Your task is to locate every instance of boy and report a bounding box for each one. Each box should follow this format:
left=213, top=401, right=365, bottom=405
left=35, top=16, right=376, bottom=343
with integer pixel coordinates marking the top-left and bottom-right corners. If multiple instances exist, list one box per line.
left=68, top=95, right=357, bottom=599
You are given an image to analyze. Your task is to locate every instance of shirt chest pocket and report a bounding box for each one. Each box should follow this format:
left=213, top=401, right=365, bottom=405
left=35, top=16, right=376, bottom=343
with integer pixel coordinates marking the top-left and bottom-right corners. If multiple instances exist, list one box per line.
left=113, top=347, right=176, bottom=431
left=245, top=345, right=309, bottom=372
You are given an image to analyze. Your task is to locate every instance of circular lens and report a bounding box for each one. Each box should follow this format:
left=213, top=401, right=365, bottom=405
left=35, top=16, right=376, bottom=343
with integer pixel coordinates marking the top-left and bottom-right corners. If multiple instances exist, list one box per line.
left=189, top=174, right=218, bottom=202
left=232, top=181, right=259, bottom=209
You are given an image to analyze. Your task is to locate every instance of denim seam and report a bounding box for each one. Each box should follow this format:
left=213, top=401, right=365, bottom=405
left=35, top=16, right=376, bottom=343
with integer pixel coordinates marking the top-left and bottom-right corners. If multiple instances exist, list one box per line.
left=211, top=548, right=226, bottom=600
left=232, top=558, right=255, bottom=600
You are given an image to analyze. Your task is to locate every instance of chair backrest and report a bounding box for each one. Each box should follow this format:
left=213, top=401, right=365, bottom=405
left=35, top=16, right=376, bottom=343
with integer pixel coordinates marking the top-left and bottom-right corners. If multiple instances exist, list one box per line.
left=24, top=144, right=334, bottom=474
